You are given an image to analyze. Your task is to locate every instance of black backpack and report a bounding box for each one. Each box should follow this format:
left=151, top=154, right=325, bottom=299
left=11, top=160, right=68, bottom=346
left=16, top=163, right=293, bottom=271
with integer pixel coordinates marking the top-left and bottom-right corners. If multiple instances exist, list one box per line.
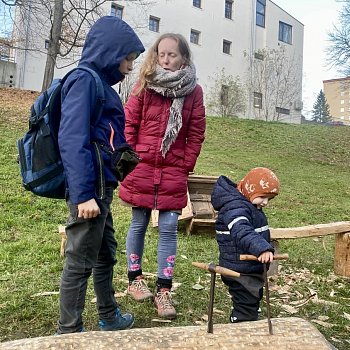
left=16, top=67, right=105, bottom=199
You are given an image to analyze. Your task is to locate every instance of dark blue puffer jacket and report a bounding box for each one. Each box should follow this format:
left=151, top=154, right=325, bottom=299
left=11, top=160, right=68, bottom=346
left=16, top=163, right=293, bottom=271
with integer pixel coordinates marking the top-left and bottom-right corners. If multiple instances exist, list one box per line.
left=58, top=16, right=144, bottom=204
left=211, top=175, right=274, bottom=274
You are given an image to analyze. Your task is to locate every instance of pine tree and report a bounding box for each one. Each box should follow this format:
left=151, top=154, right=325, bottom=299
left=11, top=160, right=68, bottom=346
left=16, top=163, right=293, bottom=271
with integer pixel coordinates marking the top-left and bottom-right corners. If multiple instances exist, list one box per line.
left=311, top=90, right=332, bottom=123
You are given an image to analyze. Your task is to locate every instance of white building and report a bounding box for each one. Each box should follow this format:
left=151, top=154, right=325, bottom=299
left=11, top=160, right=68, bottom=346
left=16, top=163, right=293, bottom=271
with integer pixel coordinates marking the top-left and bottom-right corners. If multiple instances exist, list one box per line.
left=13, top=0, right=304, bottom=123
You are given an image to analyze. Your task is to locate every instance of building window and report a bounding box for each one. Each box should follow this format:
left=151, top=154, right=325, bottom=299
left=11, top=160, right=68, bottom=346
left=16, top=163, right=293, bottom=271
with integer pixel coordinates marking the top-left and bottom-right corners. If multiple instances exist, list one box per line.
left=341, top=91, right=345, bottom=96
left=111, top=3, right=123, bottom=19
left=276, top=107, right=290, bottom=115
left=149, top=16, right=160, bottom=32
left=254, top=92, right=262, bottom=108
left=223, top=40, right=231, bottom=54
left=341, top=108, right=345, bottom=112
left=279, top=21, right=292, bottom=44
left=256, top=0, right=266, bottom=27
left=44, top=39, right=50, bottom=49
left=225, top=0, right=233, bottom=19
left=254, top=52, right=264, bottom=60
left=340, top=99, right=344, bottom=104
left=193, top=0, right=201, bottom=8
left=190, top=29, right=200, bottom=45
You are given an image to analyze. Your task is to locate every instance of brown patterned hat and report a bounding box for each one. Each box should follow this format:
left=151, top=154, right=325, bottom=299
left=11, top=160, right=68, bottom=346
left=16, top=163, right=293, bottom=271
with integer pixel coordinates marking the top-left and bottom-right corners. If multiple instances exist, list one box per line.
left=237, top=167, right=280, bottom=202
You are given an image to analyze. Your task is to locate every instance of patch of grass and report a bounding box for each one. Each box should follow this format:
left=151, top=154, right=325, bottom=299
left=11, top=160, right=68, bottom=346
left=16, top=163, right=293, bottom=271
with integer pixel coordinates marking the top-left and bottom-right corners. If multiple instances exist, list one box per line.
left=0, top=89, right=349, bottom=349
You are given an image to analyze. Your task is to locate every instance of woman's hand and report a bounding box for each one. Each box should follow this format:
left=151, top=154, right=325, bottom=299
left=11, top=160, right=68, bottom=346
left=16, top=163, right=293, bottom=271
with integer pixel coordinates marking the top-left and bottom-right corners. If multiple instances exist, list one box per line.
left=258, top=251, right=274, bottom=263
left=78, top=199, right=101, bottom=219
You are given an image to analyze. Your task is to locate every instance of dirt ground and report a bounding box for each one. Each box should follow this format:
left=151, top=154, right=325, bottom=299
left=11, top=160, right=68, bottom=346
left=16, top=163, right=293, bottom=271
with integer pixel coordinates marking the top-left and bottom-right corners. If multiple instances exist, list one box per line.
left=0, top=88, right=39, bottom=122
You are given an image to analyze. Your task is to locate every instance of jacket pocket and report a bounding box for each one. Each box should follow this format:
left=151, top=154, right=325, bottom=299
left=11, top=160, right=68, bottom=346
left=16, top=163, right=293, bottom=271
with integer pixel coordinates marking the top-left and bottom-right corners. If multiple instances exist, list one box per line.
left=135, top=144, right=153, bottom=163
left=165, top=148, right=185, bottom=168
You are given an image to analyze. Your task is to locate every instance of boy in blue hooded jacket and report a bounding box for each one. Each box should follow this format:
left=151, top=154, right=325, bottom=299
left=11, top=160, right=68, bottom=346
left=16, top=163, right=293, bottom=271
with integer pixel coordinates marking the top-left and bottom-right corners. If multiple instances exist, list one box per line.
left=57, top=16, right=144, bottom=334
left=211, top=167, right=280, bottom=323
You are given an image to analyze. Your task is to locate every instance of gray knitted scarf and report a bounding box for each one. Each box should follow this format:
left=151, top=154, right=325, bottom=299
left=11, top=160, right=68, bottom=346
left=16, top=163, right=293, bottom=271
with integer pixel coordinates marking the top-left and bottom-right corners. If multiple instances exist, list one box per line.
left=147, top=63, right=197, bottom=157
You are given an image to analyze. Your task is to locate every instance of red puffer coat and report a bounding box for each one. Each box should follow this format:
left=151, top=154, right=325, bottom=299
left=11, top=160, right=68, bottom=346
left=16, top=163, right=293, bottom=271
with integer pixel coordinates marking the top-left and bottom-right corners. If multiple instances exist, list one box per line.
left=119, top=84, right=206, bottom=210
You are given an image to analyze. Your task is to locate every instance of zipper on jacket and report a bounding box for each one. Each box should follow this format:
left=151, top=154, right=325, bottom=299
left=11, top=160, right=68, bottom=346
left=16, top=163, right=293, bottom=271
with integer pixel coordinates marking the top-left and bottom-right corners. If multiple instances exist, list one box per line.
left=154, top=185, right=158, bottom=209
left=93, top=142, right=105, bottom=200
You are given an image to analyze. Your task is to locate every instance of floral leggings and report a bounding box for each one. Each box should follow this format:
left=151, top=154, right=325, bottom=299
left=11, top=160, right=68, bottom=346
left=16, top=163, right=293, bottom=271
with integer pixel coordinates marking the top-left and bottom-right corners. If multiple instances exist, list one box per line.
left=126, top=207, right=179, bottom=281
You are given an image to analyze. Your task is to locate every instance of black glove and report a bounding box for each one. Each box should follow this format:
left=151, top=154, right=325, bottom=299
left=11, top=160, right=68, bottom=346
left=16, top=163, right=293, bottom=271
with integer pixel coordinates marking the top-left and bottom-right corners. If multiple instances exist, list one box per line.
left=110, top=143, right=140, bottom=181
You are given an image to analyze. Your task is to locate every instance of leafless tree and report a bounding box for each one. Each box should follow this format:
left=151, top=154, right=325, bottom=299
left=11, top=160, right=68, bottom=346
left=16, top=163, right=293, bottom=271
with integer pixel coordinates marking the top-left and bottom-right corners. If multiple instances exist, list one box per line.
left=327, top=0, right=350, bottom=77
left=245, top=46, right=302, bottom=121
left=1, top=0, right=150, bottom=91
left=206, top=68, right=246, bottom=118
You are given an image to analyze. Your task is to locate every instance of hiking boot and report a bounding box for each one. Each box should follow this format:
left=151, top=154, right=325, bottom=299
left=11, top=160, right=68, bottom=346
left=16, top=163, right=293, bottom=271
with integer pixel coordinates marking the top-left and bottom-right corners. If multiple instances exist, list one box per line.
left=154, top=288, right=176, bottom=319
left=98, top=308, right=134, bottom=331
left=127, top=275, right=153, bottom=301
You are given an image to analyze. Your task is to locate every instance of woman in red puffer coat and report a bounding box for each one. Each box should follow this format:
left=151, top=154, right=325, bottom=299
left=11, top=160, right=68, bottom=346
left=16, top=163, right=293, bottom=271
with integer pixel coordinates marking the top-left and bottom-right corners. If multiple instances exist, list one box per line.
left=119, top=33, right=205, bottom=319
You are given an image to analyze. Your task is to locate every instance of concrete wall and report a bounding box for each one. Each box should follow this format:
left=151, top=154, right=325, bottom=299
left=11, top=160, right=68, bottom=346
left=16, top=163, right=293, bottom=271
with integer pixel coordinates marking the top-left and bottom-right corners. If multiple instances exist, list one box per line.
left=0, top=60, right=16, bottom=88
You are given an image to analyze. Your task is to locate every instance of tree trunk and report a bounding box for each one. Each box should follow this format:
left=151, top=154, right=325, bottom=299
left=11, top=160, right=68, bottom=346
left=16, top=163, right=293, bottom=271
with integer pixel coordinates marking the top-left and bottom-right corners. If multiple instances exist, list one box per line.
left=41, top=0, right=64, bottom=91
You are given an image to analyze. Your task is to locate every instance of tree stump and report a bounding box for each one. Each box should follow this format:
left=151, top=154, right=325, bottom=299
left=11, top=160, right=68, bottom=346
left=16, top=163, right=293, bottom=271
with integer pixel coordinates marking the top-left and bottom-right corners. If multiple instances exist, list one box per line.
left=334, top=232, right=350, bottom=277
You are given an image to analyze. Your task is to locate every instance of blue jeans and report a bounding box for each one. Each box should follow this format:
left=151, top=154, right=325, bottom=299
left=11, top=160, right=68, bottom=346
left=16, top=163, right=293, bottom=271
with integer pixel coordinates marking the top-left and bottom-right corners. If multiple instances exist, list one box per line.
left=126, top=208, right=179, bottom=281
left=58, top=187, right=118, bottom=334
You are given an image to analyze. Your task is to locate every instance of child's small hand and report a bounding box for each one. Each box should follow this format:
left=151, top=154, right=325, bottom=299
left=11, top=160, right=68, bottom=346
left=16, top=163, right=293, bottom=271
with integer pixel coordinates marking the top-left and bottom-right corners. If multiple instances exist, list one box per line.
left=258, top=251, right=274, bottom=263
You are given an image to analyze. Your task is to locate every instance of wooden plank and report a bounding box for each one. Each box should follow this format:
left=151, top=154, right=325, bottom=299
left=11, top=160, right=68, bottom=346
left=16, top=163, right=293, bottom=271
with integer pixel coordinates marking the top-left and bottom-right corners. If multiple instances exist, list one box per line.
left=270, top=221, right=350, bottom=239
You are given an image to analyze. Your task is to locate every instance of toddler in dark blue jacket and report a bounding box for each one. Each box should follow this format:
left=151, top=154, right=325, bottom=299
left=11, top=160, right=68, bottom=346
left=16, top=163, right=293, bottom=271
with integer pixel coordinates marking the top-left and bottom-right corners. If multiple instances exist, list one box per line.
left=211, top=167, right=280, bottom=323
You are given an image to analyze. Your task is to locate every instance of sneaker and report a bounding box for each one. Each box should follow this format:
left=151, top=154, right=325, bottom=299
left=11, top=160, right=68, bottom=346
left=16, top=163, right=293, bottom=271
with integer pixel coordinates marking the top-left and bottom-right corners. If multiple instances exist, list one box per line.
left=154, top=288, right=176, bottom=319
left=127, top=275, right=153, bottom=301
left=98, top=308, right=134, bottom=331
left=54, top=327, right=85, bottom=335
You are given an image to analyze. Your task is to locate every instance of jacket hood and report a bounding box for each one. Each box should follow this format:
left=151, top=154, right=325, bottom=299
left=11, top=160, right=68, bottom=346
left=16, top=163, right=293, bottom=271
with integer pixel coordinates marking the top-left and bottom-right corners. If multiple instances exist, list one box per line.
left=211, top=175, right=249, bottom=211
left=79, top=16, right=145, bottom=86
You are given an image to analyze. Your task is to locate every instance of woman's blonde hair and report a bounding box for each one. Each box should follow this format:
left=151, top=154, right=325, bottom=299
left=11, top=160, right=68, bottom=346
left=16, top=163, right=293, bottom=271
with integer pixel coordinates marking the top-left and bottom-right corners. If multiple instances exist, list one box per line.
left=135, top=33, right=192, bottom=94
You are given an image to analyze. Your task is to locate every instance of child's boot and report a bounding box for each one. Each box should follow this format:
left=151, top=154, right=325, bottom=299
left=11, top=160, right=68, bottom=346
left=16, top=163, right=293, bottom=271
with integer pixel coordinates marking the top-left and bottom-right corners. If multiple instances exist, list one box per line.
left=154, top=287, right=176, bottom=319
left=98, top=308, right=134, bottom=331
left=127, top=275, right=153, bottom=301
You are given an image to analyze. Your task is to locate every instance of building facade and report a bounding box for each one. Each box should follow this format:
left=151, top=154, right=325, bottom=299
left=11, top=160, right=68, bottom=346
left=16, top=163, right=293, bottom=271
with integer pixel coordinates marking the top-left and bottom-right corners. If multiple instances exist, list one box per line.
left=13, top=0, right=304, bottom=122
left=323, top=77, right=350, bottom=126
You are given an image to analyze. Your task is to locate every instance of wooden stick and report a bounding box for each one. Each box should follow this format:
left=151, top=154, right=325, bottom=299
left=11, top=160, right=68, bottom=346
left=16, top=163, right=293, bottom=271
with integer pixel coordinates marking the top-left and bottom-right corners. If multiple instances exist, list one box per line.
left=192, top=262, right=240, bottom=277
left=240, top=253, right=289, bottom=261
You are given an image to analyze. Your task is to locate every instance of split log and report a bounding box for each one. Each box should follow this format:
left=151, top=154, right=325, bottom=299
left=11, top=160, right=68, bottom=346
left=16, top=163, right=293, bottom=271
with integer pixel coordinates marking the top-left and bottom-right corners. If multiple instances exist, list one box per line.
left=0, top=318, right=333, bottom=350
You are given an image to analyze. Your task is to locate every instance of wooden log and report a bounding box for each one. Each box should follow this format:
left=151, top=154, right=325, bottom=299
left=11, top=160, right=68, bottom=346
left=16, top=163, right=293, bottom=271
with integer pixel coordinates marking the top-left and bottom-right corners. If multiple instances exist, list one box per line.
left=270, top=221, right=350, bottom=239
left=0, top=318, right=333, bottom=350
left=334, top=232, right=350, bottom=277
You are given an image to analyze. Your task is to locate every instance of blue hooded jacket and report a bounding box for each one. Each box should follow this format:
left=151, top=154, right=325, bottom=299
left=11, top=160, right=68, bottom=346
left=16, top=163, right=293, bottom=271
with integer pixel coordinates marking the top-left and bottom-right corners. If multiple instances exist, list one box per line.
left=211, top=175, right=274, bottom=274
left=58, top=16, right=144, bottom=204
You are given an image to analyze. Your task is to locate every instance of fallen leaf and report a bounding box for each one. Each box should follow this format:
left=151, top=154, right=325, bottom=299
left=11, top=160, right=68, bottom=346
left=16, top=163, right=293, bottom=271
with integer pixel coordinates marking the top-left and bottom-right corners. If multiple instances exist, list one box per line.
left=201, top=314, right=208, bottom=321
left=343, top=312, right=350, bottom=321
left=30, top=291, right=59, bottom=298
left=213, top=308, right=225, bottom=315
left=317, top=315, right=329, bottom=321
left=180, top=255, right=188, bottom=259
left=330, top=337, right=341, bottom=343
left=151, top=318, right=172, bottom=323
left=192, top=283, right=204, bottom=290
left=194, top=320, right=205, bottom=325
left=172, top=282, right=182, bottom=291
left=311, top=320, right=333, bottom=328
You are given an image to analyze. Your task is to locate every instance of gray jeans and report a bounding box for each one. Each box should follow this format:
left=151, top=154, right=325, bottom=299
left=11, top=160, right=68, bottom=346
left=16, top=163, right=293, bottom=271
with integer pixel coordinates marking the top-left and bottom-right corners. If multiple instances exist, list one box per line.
left=58, top=187, right=118, bottom=333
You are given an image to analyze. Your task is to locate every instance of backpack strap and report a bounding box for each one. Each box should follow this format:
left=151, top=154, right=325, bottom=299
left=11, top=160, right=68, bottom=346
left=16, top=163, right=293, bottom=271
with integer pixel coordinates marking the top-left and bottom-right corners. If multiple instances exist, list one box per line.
left=61, top=67, right=105, bottom=126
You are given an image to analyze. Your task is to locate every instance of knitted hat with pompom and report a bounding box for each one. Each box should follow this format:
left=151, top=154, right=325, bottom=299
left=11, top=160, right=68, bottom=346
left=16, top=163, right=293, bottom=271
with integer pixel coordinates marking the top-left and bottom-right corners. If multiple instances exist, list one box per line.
left=237, top=167, right=280, bottom=202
